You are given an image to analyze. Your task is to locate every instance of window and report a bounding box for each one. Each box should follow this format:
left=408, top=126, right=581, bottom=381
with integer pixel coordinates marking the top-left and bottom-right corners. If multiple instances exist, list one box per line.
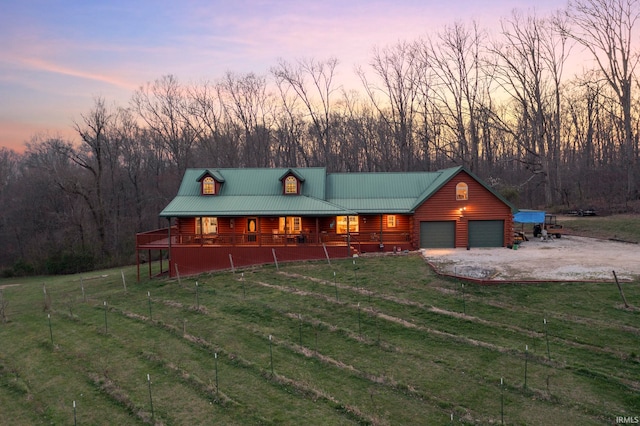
left=456, top=182, right=468, bottom=200
left=387, top=215, right=397, bottom=228
left=202, top=176, right=215, bottom=195
left=196, top=217, right=218, bottom=235
left=336, top=216, right=359, bottom=234
left=279, top=217, right=301, bottom=233
left=284, top=176, right=298, bottom=194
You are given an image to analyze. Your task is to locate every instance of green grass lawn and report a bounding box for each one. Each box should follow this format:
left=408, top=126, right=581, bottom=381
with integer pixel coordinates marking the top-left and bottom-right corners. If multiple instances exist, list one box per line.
left=1, top=253, right=638, bottom=425
left=559, top=214, right=640, bottom=243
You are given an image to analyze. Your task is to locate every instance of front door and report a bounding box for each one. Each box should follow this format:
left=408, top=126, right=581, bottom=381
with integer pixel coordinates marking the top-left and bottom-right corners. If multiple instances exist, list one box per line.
left=247, top=217, right=257, bottom=242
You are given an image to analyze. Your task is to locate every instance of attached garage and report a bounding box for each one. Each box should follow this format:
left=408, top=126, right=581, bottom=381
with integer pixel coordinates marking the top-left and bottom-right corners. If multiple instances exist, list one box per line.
left=468, top=220, right=504, bottom=247
left=420, top=221, right=456, bottom=248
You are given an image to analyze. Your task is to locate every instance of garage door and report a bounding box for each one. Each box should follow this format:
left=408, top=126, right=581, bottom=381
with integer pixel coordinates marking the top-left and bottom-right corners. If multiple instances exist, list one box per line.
left=468, top=220, right=504, bottom=247
left=420, top=221, right=455, bottom=248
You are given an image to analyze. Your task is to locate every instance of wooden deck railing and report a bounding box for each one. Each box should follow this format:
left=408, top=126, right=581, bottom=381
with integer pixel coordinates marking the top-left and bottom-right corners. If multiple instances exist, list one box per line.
left=137, top=228, right=411, bottom=249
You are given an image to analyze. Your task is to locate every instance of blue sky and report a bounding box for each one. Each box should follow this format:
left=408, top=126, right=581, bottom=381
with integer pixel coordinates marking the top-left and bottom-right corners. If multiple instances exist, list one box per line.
left=0, top=0, right=565, bottom=152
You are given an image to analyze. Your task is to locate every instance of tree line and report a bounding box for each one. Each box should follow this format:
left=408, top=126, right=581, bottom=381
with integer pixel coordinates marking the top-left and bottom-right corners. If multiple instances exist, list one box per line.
left=1, top=0, right=639, bottom=274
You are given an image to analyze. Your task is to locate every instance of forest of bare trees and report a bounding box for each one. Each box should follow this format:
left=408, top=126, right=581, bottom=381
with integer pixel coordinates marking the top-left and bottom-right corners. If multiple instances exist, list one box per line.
left=1, top=0, right=639, bottom=274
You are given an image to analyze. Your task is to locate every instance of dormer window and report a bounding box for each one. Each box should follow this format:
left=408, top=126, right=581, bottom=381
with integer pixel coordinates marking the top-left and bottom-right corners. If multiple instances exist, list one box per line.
left=197, top=169, right=224, bottom=196
left=284, top=175, right=298, bottom=194
left=456, top=182, right=468, bottom=200
left=202, top=176, right=215, bottom=195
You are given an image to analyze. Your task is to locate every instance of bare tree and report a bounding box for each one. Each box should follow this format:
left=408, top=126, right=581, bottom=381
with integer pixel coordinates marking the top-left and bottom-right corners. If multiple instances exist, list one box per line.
left=490, top=10, right=564, bottom=206
left=564, top=0, right=640, bottom=199
left=188, top=81, right=240, bottom=167
left=111, top=107, right=147, bottom=230
left=272, top=58, right=340, bottom=168
left=272, top=81, right=310, bottom=167
left=21, top=137, right=88, bottom=262
left=72, top=98, right=114, bottom=256
left=219, top=72, right=274, bottom=167
left=0, top=147, right=21, bottom=265
left=357, top=41, right=422, bottom=171
left=131, top=75, right=198, bottom=177
left=422, top=22, right=490, bottom=172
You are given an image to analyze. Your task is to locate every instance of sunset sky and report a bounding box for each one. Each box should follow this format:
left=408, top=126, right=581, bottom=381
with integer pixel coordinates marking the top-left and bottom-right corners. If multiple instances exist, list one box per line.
left=1, top=0, right=566, bottom=152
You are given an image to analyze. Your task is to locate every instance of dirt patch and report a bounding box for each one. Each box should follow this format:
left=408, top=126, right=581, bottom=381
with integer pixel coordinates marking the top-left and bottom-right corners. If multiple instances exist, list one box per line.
left=0, top=284, right=21, bottom=290
left=422, top=235, right=640, bottom=282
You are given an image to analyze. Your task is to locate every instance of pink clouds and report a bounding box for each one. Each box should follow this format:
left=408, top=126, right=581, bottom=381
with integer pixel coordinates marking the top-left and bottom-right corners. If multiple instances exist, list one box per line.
left=15, top=56, right=139, bottom=92
left=0, top=0, right=569, bottom=152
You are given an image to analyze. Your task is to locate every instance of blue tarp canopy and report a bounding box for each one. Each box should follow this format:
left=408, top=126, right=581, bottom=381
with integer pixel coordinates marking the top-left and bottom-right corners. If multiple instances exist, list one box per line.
left=513, top=209, right=545, bottom=224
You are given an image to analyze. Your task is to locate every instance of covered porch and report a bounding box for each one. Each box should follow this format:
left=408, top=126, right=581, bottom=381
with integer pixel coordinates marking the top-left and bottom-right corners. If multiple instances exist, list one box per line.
left=135, top=214, right=413, bottom=280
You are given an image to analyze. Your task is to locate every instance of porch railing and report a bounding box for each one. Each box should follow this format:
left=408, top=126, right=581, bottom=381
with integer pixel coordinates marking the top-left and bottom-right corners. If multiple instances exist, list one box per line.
left=138, top=229, right=411, bottom=248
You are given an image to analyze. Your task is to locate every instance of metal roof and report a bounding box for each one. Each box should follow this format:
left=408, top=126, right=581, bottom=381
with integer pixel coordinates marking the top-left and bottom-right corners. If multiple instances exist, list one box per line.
left=326, top=168, right=461, bottom=213
left=160, top=165, right=516, bottom=217
left=174, top=168, right=326, bottom=198
left=161, top=195, right=353, bottom=217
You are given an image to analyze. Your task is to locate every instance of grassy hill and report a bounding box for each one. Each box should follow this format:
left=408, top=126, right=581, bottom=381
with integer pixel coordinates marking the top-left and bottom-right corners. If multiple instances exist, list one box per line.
left=1, top=253, right=639, bottom=425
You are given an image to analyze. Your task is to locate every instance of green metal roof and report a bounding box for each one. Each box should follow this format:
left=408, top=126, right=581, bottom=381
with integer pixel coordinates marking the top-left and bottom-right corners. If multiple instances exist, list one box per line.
left=160, top=165, right=516, bottom=217
left=174, top=168, right=326, bottom=197
left=161, top=167, right=346, bottom=217
left=327, top=168, right=457, bottom=214
left=161, top=195, right=353, bottom=217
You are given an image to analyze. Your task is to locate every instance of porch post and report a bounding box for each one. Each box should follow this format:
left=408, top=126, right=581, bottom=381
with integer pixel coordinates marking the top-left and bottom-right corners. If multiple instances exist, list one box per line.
left=284, top=216, right=288, bottom=246
left=167, top=217, right=172, bottom=278
left=380, top=214, right=384, bottom=249
left=347, top=216, right=351, bottom=256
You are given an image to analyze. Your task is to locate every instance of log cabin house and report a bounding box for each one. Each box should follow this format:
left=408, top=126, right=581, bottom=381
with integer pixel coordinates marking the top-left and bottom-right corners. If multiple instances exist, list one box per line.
left=136, top=166, right=516, bottom=279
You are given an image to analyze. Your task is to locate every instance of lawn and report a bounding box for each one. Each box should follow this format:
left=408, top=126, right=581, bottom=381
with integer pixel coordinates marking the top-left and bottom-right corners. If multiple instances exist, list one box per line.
left=1, top=253, right=639, bottom=425
left=559, top=214, right=640, bottom=243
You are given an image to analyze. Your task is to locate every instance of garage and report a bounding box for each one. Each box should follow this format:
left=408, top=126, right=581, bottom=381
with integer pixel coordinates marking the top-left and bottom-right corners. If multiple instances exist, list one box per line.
left=468, top=220, right=504, bottom=247
left=420, top=221, right=455, bottom=248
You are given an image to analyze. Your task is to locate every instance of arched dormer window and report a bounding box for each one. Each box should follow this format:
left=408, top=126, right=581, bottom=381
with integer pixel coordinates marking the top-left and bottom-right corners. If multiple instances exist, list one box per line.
left=456, top=182, right=468, bottom=200
left=284, top=175, right=298, bottom=194
left=202, top=176, right=215, bottom=195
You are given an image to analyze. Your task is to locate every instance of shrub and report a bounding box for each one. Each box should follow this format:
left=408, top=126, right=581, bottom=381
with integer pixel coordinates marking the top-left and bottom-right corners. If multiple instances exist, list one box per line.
left=45, top=252, right=95, bottom=275
left=12, top=259, right=36, bottom=276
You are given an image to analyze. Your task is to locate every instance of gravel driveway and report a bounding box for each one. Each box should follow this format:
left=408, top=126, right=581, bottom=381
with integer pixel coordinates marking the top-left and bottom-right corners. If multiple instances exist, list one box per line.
left=421, top=235, right=640, bottom=282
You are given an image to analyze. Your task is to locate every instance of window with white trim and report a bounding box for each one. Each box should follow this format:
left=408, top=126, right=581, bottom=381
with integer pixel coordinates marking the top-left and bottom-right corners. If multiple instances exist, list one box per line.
left=284, top=176, right=298, bottom=194
left=279, top=217, right=301, bottom=233
left=387, top=215, right=397, bottom=228
left=456, top=182, right=468, bottom=200
left=336, top=216, right=359, bottom=234
left=196, top=217, right=218, bottom=235
left=202, top=176, right=215, bottom=195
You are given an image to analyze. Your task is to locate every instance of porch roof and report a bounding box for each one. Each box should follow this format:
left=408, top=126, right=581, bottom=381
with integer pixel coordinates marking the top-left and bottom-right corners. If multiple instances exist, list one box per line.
left=160, top=195, right=354, bottom=217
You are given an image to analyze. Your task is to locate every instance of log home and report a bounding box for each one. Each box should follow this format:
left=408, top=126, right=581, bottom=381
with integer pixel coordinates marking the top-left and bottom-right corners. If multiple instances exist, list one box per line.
left=136, top=166, right=516, bottom=279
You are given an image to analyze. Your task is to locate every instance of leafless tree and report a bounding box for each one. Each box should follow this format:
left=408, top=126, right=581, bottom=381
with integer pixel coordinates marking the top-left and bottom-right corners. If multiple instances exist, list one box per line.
left=421, top=22, right=490, bottom=173
left=271, top=82, right=309, bottom=167
left=131, top=75, right=198, bottom=177
left=564, top=0, right=640, bottom=199
left=188, top=81, right=239, bottom=167
left=71, top=97, right=114, bottom=256
left=490, top=10, right=566, bottom=206
left=272, top=58, right=340, bottom=169
left=218, top=72, right=274, bottom=167
left=0, top=147, right=21, bottom=265
left=357, top=41, right=422, bottom=171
